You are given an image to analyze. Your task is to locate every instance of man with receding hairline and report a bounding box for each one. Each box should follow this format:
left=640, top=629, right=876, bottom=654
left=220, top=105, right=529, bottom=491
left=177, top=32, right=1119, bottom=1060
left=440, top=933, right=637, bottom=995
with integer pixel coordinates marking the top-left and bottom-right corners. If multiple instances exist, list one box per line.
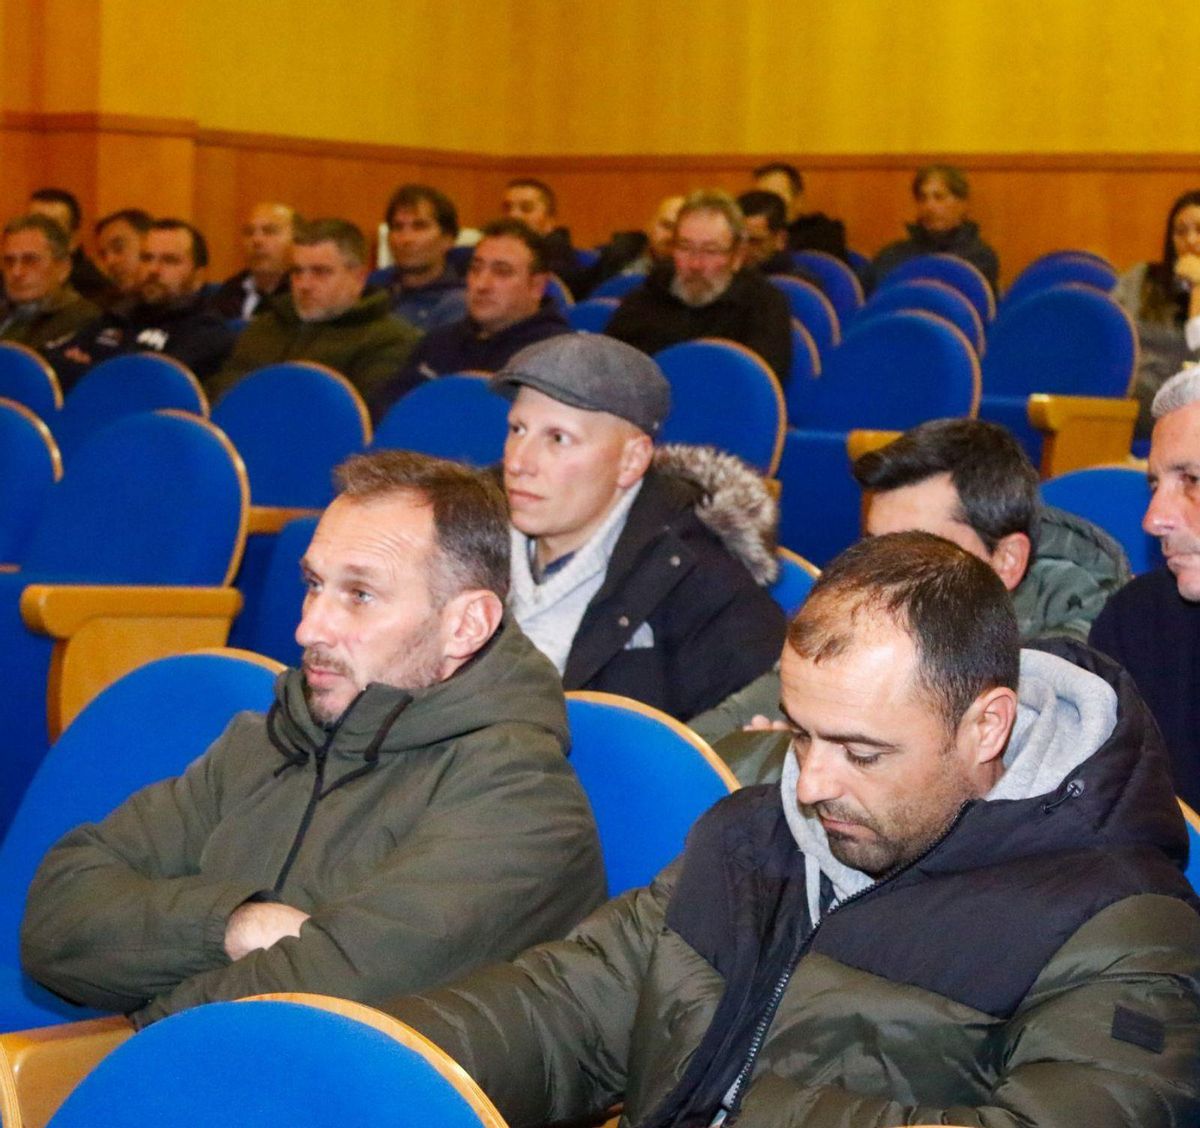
left=211, top=202, right=297, bottom=320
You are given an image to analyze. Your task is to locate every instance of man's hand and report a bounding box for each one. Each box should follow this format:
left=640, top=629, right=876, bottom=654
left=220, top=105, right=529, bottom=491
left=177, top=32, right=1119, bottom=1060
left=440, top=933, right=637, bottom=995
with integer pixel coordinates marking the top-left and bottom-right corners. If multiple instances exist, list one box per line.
left=223, top=902, right=310, bottom=961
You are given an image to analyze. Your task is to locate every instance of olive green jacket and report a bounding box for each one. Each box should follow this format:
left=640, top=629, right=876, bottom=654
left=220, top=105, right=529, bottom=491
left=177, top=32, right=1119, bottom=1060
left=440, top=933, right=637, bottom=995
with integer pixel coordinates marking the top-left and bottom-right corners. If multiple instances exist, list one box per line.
left=0, top=285, right=100, bottom=358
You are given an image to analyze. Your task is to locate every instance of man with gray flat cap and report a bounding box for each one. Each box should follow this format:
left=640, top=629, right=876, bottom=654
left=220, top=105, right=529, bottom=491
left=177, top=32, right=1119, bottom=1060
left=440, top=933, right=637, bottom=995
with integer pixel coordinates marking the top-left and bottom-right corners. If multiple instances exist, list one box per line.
left=494, top=332, right=785, bottom=721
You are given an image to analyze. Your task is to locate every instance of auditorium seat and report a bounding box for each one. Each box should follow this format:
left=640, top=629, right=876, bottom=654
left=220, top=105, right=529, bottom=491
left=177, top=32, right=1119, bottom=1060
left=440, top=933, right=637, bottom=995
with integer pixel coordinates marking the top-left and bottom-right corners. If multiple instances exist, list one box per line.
left=0, top=399, right=61, bottom=566
left=1003, top=252, right=1118, bottom=307
left=567, top=297, right=619, bottom=333
left=769, top=276, right=839, bottom=359
left=791, top=250, right=864, bottom=323
left=855, top=278, right=984, bottom=354
left=0, top=342, right=62, bottom=422
left=877, top=253, right=996, bottom=325
left=371, top=372, right=509, bottom=466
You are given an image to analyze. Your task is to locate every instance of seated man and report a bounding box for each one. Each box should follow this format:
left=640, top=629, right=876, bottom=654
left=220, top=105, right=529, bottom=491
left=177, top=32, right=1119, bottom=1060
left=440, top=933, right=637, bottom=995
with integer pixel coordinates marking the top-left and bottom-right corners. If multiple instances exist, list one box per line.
left=93, top=208, right=153, bottom=306
left=873, top=163, right=1000, bottom=291
left=500, top=177, right=582, bottom=292
left=1091, top=364, right=1200, bottom=810
left=391, top=532, right=1200, bottom=1128
left=753, top=160, right=848, bottom=260
left=495, top=333, right=785, bottom=721
left=52, top=218, right=236, bottom=391
left=21, top=450, right=606, bottom=1028
left=28, top=187, right=110, bottom=303
left=691, top=418, right=1131, bottom=752
left=0, top=215, right=100, bottom=362
left=209, top=217, right=421, bottom=404
left=369, top=184, right=466, bottom=331
left=736, top=190, right=825, bottom=285
left=605, top=189, right=793, bottom=381
left=372, top=219, right=569, bottom=420
left=210, top=202, right=297, bottom=321
left=572, top=194, right=683, bottom=298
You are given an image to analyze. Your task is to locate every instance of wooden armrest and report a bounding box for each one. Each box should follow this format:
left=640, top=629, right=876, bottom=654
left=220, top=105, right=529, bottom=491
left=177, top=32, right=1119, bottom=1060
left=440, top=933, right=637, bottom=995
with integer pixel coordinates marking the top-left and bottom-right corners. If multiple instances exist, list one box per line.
left=1027, top=394, right=1138, bottom=478
left=246, top=505, right=322, bottom=536
left=0, top=1015, right=133, bottom=1128
left=20, top=585, right=243, bottom=738
left=0, top=564, right=18, bottom=573
left=846, top=429, right=901, bottom=462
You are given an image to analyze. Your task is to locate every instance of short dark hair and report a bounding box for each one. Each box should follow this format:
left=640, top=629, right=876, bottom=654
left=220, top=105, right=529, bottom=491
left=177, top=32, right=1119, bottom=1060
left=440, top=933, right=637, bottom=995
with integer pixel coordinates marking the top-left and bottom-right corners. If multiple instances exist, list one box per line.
left=505, top=177, right=556, bottom=217
left=476, top=219, right=549, bottom=273
left=736, top=190, right=787, bottom=232
left=913, top=164, right=970, bottom=201
left=149, top=218, right=209, bottom=268
left=852, top=419, right=1039, bottom=553
left=386, top=184, right=459, bottom=238
left=30, top=187, right=82, bottom=232
left=3, top=214, right=71, bottom=259
left=294, top=218, right=366, bottom=267
left=788, top=531, right=1019, bottom=733
left=95, top=208, right=154, bottom=238
left=753, top=162, right=803, bottom=195
left=334, top=450, right=511, bottom=604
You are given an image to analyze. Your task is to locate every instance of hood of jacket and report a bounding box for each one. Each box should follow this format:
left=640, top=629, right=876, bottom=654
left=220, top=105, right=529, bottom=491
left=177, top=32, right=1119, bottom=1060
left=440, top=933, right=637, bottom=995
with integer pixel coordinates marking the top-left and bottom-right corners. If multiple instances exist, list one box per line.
left=268, top=287, right=394, bottom=329
left=782, top=638, right=1186, bottom=917
left=650, top=444, right=778, bottom=585
left=265, top=616, right=569, bottom=780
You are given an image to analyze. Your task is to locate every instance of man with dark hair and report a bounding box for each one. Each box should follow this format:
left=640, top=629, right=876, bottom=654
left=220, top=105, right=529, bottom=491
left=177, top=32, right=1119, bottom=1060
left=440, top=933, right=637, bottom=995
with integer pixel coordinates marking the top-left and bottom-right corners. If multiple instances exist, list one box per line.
left=368, top=184, right=466, bottom=330
left=1092, top=364, right=1200, bottom=809
left=210, top=217, right=421, bottom=403
left=873, top=164, right=1000, bottom=291
left=372, top=218, right=569, bottom=419
left=51, top=218, right=235, bottom=391
left=605, top=189, right=793, bottom=381
left=93, top=208, right=153, bottom=302
left=752, top=161, right=849, bottom=260
left=21, top=449, right=605, bottom=1030
left=500, top=177, right=583, bottom=293
left=210, top=202, right=297, bottom=321
left=28, top=187, right=110, bottom=302
left=736, top=190, right=825, bottom=287
left=0, top=215, right=101, bottom=361
left=389, top=529, right=1200, bottom=1127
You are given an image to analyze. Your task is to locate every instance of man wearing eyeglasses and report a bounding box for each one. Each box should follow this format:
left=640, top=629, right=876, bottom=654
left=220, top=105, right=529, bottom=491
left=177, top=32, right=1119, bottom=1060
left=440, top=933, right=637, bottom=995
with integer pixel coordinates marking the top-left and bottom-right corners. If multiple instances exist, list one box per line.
left=605, top=189, right=792, bottom=381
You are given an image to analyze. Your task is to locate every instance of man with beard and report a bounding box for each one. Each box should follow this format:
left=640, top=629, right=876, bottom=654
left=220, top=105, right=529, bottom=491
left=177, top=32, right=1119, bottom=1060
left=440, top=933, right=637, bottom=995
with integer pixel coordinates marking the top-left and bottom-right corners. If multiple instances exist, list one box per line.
left=21, top=450, right=605, bottom=1029
left=51, top=219, right=235, bottom=391
left=605, top=189, right=792, bottom=381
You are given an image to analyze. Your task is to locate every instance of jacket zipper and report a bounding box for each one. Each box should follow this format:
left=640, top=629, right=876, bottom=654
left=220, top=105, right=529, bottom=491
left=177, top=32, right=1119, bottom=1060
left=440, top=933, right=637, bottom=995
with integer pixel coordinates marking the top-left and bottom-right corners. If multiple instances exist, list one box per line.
left=271, top=735, right=332, bottom=895
left=708, top=805, right=973, bottom=1127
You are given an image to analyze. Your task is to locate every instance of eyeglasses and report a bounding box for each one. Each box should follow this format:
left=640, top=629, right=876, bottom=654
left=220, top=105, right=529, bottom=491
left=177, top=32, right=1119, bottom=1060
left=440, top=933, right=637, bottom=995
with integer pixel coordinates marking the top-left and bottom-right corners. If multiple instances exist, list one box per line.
left=674, top=241, right=736, bottom=259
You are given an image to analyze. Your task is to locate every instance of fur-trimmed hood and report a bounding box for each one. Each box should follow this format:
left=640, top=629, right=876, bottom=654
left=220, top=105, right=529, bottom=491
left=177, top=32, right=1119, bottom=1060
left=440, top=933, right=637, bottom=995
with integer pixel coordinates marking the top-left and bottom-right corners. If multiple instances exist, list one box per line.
left=652, top=444, right=778, bottom=585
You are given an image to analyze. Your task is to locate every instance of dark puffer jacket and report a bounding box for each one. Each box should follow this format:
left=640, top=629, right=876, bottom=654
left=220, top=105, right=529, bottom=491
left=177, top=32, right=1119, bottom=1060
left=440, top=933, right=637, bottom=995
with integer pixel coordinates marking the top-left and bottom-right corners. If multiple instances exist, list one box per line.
left=872, top=219, right=1000, bottom=293
left=391, top=641, right=1200, bottom=1128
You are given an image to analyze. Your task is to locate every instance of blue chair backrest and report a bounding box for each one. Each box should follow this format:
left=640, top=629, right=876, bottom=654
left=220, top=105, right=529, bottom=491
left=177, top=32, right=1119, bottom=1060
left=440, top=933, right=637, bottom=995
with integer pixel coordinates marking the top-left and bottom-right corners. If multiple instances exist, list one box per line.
left=574, top=248, right=600, bottom=270
left=0, top=398, right=61, bottom=564
left=791, top=250, right=864, bottom=323
left=543, top=274, right=573, bottom=313
left=567, top=297, right=619, bottom=334
left=655, top=339, right=785, bottom=475
left=0, top=341, right=62, bottom=420
left=1040, top=467, right=1163, bottom=575
left=1182, top=801, right=1200, bottom=895
left=48, top=1000, right=494, bottom=1127
left=878, top=253, right=996, bottom=324
left=591, top=272, right=646, bottom=299
left=769, top=549, right=818, bottom=617
left=784, top=321, right=822, bottom=425
left=982, top=284, right=1136, bottom=398
left=212, top=363, right=371, bottom=507
left=1003, top=253, right=1118, bottom=308
left=0, top=651, right=279, bottom=1029
left=797, top=311, right=979, bottom=431
left=858, top=278, right=985, bottom=354
left=769, top=276, right=839, bottom=357
left=51, top=353, right=208, bottom=464
left=775, top=428, right=862, bottom=567
left=23, top=411, right=247, bottom=586
left=234, top=516, right=317, bottom=668
left=566, top=693, right=736, bottom=897
left=371, top=373, right=509, bottom=466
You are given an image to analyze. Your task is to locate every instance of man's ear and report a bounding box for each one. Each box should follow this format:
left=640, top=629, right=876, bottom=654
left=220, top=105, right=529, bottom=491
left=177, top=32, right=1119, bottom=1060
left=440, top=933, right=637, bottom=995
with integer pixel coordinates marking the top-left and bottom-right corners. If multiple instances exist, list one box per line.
left=440, top=589, right=504, bottom=667
left=960, top=685, right=1018, bottom=772
left=616, top=432, right=654, bottom=489
left=989, top=531, right=1031, bottom=592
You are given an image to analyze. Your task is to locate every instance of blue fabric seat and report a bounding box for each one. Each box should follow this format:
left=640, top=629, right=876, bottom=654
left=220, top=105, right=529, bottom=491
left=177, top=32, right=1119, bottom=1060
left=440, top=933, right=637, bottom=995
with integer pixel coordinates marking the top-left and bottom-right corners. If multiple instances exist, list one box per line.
left=769, top=547, right=818, bottom=616
left=776, top=428, right=863, bottom=567
left=0, top=341, right=62, bottom=421
left=791, top=250, right=865, bottom=323
left=1182, top=800, right=1200, bottom=895
left=565, top=692, right=736, bottom=897
left=0, top=650, right=280, bottom=1032
left=877, top=253, right=996, bottom=325
left=655, top=339, right=785, bottom=475
left=0, top=399, right=61, bottom=565
left=856, top=278, right=985, bottom=354
left=1003, top=253, right=1118, bottom=308
left=543, top=274, right=573, bottom=313
left=769, top=276, right=839, bottom=359
left=371, top=372, right=509, bottom=466
left=232, top=515, right=317, bottom=668
left=784, top=321, right=822, bottom=425
left=591, top=272, right=646, bottom=300
left=50, top=353, right=208, bottom=464
left=566, top=297, right=619, bottom=333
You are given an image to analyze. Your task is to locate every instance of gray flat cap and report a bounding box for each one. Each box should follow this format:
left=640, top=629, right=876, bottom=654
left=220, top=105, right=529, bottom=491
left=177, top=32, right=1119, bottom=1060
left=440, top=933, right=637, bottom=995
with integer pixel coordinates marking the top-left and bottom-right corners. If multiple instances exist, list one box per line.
left=491, top=333, right=671, bottom=435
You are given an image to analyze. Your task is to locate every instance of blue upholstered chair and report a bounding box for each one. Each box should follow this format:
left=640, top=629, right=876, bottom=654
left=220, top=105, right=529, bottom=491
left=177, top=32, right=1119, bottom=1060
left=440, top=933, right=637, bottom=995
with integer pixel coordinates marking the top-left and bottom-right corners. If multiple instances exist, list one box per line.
left=775, top=428, right=863, bottom=567
left=0, top=342, right=62, bottom=421
left=655, top=339, right=786, bottom=475
left=50, top=353, right=208, bottom=464
left=769, top=276, right=839, bottom=359
left=0, top=399, right=62, bottom=566
left=371, top=372, right=509, bottom=466
left=591, top=272, right=646, bottom=300
left=769, top=547, right=819, bottom=617
left=232, top=515, right=317, bottom=668
left=543, top=274, right=573, bottom=313
left=1003, top=253, right=1118, bottom=308
left=1040, top=466, right=1163, bottom=575
left=0, top=412, right=248, bottom=840
left=784, top=321, right=822, bottom=425
left=45, top=995, right=506, bottom=1127
left=566, top=692, right=737, bottom=897
left=1182, top=800, right=1200, bottom=895
left=791, top=250, right=864, bottom=323
left=877, top=253, right=996, bottom=325
left=0, top=650, right=281, bottom=1032
left=567, top=297, right=619, bottom=334
left=857, top=278, right=985, bottom=354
